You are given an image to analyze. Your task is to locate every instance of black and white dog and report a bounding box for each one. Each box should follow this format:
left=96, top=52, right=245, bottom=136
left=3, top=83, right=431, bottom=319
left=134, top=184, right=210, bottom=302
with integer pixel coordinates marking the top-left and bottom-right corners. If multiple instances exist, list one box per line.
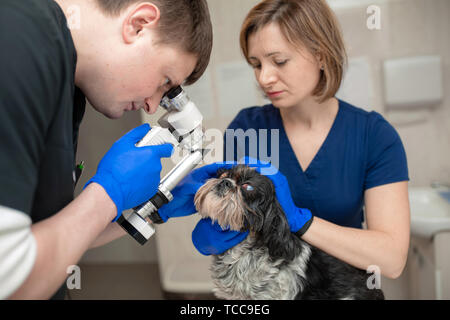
left=194, top=165, right=384, bottom=300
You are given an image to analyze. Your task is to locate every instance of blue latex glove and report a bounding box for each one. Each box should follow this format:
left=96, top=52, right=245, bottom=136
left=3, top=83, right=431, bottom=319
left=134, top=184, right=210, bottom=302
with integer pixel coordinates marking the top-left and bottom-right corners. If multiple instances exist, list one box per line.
left=241, top=157, right=313, bottom=235
left=157, top=162, right=235, bottom=222
left=192, top=218, right=249, bottom=256
left=85, top=124, right=173, bottom=221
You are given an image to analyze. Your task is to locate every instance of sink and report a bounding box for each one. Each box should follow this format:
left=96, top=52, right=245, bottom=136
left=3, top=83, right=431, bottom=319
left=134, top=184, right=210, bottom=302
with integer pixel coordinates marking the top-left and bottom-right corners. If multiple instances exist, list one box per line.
left=409, top=187, right=450, bottom=238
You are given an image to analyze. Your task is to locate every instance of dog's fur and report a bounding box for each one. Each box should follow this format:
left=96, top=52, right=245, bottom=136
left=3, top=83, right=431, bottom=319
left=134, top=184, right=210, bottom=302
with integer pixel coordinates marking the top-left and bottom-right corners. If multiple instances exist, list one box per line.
left=194, top=165, right=384, bottom=300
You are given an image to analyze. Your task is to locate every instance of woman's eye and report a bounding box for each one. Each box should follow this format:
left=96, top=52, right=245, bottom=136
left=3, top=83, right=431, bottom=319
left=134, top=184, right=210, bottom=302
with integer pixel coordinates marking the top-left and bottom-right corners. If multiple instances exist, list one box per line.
left=275, top=60, right=288, bottom=66
left=248, top=58, right=262, bottom=69
left=241, top=184, right=254, bottom=191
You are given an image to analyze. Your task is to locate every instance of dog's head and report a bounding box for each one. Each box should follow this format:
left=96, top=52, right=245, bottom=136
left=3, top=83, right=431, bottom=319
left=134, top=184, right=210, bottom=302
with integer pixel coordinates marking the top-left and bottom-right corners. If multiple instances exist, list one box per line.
left=194, top=164, right=302, bottom=260
left=194, top=164, right=275, bottom=232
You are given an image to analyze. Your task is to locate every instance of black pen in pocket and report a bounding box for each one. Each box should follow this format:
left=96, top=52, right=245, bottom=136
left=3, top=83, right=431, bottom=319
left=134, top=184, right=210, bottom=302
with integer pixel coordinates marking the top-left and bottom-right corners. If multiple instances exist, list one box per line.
left=75, top=161, right=85, bottom=185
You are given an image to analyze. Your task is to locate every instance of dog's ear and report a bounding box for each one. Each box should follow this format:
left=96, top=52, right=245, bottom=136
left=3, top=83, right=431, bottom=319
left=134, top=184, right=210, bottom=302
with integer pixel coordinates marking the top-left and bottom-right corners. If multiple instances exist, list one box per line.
left=242, top=201, right=265, bottom=233
left=260, top=201, right=302, bottom=262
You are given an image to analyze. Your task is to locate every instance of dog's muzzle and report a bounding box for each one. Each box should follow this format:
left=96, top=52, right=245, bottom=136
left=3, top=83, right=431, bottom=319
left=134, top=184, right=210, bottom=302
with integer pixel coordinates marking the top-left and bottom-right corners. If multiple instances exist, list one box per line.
left=215, top=178, right=235, bottom=196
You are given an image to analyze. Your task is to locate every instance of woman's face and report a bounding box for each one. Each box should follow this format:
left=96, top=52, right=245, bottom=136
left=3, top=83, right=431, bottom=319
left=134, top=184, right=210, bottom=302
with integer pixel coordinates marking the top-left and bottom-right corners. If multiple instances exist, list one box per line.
left=247, top=23, right=322, bottom=108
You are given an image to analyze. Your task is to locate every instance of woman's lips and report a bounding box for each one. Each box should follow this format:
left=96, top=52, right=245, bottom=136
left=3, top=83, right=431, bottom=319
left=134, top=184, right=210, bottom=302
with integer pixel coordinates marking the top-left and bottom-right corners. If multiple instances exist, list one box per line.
left=266, top=91, right=284, bottom=98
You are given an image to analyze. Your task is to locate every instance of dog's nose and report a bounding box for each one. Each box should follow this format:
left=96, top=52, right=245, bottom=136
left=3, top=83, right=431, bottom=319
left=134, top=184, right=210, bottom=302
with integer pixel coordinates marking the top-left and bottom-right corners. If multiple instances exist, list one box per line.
left=215, top=178, right=235, bottom=196
left=219, top=179, right=234, bottom=189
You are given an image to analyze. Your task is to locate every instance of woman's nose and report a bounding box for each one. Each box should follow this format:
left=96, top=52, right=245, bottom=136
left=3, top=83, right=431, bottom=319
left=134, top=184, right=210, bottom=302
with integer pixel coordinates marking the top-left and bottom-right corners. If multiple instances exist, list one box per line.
left=258, top=65, right=277, bottom=87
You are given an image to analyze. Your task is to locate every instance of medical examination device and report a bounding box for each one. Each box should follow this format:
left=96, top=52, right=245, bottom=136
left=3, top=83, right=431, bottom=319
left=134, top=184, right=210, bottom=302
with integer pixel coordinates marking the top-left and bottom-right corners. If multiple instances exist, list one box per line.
left=117, top=86, right=204, bottom=245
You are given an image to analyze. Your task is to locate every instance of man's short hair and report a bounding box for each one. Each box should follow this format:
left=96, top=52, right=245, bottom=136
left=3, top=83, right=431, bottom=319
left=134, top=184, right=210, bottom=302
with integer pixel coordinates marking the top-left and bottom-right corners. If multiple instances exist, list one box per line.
left=96, top=0, right=213, bottom=85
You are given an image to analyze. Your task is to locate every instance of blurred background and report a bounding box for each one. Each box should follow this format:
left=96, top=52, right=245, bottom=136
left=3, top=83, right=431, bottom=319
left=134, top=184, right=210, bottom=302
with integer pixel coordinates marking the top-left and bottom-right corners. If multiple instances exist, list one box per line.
left=71, top=0, right=449, bottom=300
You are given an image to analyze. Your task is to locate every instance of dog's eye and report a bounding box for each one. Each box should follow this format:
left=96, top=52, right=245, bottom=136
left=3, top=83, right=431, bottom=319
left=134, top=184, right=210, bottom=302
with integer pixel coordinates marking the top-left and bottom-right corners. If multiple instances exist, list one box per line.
left=241, top=183, right=254, bottom=191
left=219, top=172, right=228, bottom=179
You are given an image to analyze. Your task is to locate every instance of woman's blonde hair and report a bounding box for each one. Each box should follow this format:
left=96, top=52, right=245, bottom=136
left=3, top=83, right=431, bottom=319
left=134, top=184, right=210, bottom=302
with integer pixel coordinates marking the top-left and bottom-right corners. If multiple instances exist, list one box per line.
left=240, top=0, right=347, bottom=102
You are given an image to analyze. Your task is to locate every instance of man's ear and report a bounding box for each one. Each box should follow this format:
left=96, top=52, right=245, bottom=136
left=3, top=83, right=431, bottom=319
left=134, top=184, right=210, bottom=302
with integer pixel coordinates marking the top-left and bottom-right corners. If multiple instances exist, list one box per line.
left=122, top=3, right=161, bottom=44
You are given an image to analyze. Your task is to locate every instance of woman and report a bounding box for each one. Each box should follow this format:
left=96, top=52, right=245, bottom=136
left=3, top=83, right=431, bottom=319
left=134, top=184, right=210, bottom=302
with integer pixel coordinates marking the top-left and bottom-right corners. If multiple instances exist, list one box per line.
left=191, top=0, right=410, bottom=280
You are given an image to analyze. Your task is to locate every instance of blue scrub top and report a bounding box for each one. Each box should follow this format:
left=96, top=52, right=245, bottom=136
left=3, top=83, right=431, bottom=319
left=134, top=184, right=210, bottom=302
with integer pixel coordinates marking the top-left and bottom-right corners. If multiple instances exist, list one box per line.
left=223, top=99, right=409, bottom=229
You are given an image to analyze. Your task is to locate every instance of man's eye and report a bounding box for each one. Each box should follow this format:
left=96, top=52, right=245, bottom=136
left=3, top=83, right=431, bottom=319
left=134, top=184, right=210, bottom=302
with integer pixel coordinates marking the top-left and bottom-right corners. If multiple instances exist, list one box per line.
left=162, top=78, right=172, bottom=88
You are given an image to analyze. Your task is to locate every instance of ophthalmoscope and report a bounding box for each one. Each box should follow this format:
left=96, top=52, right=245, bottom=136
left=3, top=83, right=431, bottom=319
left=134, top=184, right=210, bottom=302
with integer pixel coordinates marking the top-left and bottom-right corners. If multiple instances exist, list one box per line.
left=117, top=86, right=205, bottom=245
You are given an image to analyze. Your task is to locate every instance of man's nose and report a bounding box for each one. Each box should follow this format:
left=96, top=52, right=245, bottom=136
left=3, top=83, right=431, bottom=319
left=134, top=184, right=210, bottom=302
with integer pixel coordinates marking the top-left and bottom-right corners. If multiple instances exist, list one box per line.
left=144, top=94, right=164, bottom=113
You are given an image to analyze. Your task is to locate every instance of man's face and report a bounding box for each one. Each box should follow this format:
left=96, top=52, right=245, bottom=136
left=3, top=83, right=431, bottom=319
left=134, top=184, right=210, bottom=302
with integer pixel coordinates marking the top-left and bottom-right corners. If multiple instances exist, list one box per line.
left=82, top=43, right=197, bottom=119
left=73, top=2, right=199, bottom=119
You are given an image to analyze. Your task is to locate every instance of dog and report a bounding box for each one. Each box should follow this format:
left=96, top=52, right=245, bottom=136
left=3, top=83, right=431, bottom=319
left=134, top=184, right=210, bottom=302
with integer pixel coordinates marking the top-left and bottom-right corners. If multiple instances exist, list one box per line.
left=194, top=164, right=384, bottom=300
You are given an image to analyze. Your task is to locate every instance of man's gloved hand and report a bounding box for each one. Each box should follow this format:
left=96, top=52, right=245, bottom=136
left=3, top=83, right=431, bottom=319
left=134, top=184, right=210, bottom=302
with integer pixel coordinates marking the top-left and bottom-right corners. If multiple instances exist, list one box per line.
left=241, top=157, right=313, bottom=236
left=157, top=162, right=235, bottom=222
left=192, top=218, right=249, bottom=256
left=85, top=124, right=173, bottom=221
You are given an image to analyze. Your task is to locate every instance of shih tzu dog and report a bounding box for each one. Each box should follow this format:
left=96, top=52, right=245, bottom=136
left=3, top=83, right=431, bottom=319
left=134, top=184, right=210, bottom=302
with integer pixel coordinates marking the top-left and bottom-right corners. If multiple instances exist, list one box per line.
left=194, top=165, right=384, bottom=300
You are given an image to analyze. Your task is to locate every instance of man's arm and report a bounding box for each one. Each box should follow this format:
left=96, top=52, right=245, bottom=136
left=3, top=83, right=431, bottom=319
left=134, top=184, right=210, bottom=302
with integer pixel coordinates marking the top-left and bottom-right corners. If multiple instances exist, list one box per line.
left=8, top=183, right=116, bottom=299
left=8, top=123, right=173, bottom=299
left=89, top=219, right=127, bottom=249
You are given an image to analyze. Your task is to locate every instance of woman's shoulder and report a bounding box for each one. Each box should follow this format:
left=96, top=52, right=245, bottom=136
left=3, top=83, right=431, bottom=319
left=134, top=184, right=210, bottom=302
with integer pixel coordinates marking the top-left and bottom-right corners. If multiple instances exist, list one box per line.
left=339, top=99, right=380, bottom=119
left=338, top=99, right=394, bottom=133
left=227, top=104, right=277, bottom=130
left=339, top=99, right=404, bottom=156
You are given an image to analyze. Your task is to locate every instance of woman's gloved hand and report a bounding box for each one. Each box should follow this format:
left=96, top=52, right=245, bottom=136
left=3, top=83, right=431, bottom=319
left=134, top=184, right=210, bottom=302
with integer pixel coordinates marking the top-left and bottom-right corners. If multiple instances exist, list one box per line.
left=241, top=157, right=314, bottom=236
left=85, top=124, right=174, bottom=221
left=157, top=162, right=235, bottom=222
left=192, top=218, right=249, bottom=256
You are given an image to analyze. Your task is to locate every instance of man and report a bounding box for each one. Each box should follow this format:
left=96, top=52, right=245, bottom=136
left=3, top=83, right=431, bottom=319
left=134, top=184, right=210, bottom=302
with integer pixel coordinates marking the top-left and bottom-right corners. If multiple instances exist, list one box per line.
left=0, top=0, right=212, bottom=299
